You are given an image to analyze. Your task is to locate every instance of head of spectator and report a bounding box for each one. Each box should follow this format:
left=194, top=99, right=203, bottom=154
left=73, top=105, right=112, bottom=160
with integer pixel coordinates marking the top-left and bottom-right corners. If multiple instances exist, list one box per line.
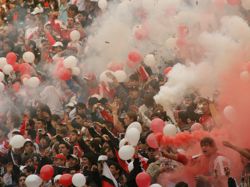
left=18, top=173, right=26, bottom=187
left=54, top=153, right=66, bottom=167
left=200, top=137, right=217, bottom=157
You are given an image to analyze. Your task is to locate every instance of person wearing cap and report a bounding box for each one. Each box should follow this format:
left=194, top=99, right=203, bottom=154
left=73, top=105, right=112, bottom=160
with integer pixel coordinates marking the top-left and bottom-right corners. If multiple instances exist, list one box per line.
left=53, top=153, right=67, bottom=167
left=23, top=139, right=35, bottom=155
left=67, top=154, right=80, bottom=173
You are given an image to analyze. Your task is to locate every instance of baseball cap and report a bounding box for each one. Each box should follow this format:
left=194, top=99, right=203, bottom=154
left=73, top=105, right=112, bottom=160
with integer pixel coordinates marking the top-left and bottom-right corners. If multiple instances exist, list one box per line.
left=31, top=7, right=44, bottom=15
left=54, top=153, right=66, bottom=161
left=52, top=42, right=63, bottom=48
left=67, top=154, right=79, bottom=161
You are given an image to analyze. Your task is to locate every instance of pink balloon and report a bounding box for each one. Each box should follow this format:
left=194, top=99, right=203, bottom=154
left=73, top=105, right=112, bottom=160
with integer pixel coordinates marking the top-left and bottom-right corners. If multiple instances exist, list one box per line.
left=151, top=118, right=165, bottom=133
left=6, top=52, right=17, bottom=65
left=128, top=51, right=142, bottom=63
left=136, top=172, right=151, bottom=187
left=146, top=133, right=159, bottom=149
left=227, top=0, right=240, bottom=5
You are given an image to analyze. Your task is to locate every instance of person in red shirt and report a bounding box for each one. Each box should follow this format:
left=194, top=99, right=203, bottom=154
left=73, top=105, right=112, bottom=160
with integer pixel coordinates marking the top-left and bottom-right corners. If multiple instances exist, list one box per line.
left=162, top=137, right=231, bottom=187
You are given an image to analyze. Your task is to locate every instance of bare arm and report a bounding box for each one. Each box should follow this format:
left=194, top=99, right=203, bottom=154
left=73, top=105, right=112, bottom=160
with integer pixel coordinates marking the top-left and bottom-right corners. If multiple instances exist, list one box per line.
left=110, top=101, right=125, bottom=133
left=223, top=141, right=250, bottom=160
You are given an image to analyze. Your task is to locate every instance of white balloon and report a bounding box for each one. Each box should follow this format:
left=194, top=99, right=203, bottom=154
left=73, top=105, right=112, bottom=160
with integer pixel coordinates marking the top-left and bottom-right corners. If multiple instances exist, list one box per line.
left=27, top=77, right=40, bottom=88
left=98, top=0, right=108, bottom=10
left=72, top=173, right=86, bottom=187
left=150, top=184, right=162, bottom=187
left=242, top=0, right=250, bottom=10
left=127, top=122, right=142, bottom=133
left=125, top=127, right=140, bottom=146
left=23, top=51, right=35, bottom=63
left=64, top=56, right=78, bottom=68
left=10, top=135, right=25, bottom=149
left=144, top=54, right=157, bottom=67
left=23, top=78, right=29, bottom=86
left=118, top=145, right=135, bottom=160
left=223, top=105, right=236, bottom=123
left=25, top=175, right=42, bottom=187
left=99, top=70, right=113, bottom=83
left=54, top=174, right=62, bottom=183
left=0, top=72, right=4, bottom=82
left=240, top=71, right=249, bottom=81
left=72, top=67, right=81, bottom=76
left=119, top=138, right=128, bottom=148
left=190, top=123, right=203, bottom=132
left=114, top=70, right=127, bottom=82
left=0, top=82, right=4, bottom=92
left=3, top=64, right=13, bottom=75
left=0, top=57, right=7, bottom=69
left=163, top=124, right=177, bottom=136
left=70, top=30, right=81, bottom=41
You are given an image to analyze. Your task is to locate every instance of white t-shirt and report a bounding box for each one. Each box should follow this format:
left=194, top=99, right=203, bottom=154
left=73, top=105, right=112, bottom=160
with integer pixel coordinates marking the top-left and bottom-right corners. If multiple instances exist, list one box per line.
left=69, top=0, right=85, bottom=11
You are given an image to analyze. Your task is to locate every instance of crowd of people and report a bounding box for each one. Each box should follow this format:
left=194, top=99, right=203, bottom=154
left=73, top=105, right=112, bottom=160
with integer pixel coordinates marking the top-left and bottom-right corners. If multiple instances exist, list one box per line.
left=0, top=0, right=249, bottom=187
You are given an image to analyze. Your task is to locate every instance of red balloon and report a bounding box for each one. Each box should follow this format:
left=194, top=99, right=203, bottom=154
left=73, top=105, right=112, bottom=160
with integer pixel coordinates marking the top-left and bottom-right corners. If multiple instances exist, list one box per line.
left=136, top=172, right=151, bottom=187
left=163, top=67, right=172, bottom=75
left=19, top=63, right=32, bottom=75
left=12, top=63, right=19, bottom=72
left=155, top=133, right=163, bottom=145
left=12, top=82, right=20, bottom=92
left=128, top=51, right=142, bottom=63
left=59, top=174, right=72, bottom=187
left=40, top=165, right=54, bottom=181
left=227, top=0, right=240, bottom=5
left=150, top=118, right=165, bottom=133
left=57, top=68, right=72, bottom=81
left=146, top=133, right=159, bottom=149
left=6, top=52, right=17, bottom=65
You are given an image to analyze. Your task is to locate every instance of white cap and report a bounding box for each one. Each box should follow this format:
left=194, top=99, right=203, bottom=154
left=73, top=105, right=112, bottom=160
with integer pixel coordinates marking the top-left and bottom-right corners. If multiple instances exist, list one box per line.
left=52, top=42, right=63, bottom=47
left=31, top=7, right=44, bottom=15
left=98, top=155, right=108, bottom=161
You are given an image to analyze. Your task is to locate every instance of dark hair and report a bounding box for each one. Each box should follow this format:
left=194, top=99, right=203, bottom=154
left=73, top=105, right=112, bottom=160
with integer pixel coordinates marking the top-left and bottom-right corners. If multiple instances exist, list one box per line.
left=143, top=93, right=155, bottom=107
left=99, top=98, right=108, bottom=105
left=36, top=118, right=46, bottom=126
left=68, top=4, right=78, bottom=14
left=40, top=104, right=52, bottom=116
left=126, top=111, right=138, bottom=122
left=76, top=102, right=86, bottom=109
left=51, top=114, right=61, bottom=122
left=200, top=137, right=216, bottom=147
left=175, top=181, right=188, bottom=187
left=18, top=173, right=27, bottom=179
left=76, top=112, right=86, bottom=120
left=88, top=97, right=99, bottom=107
left=129, top=73, right=139, bottom=81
